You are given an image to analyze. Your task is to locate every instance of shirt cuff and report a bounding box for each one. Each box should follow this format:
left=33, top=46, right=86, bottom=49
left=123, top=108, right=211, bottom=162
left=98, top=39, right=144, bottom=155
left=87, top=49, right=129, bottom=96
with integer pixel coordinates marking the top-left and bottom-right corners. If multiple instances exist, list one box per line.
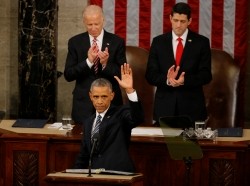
left=86, top=58, right=93, bottom=68
left=127, top=91, right=138, bottom=102
left=102, top=64, right=106, bottom=70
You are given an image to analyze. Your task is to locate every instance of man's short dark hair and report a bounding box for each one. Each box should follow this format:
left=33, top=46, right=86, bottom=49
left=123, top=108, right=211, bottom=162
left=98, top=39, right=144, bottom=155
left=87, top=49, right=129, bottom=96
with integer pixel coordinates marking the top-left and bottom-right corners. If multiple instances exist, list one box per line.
left=90, top=78, right=113, bottom=92
left=171, top=2, right=191, bottom=20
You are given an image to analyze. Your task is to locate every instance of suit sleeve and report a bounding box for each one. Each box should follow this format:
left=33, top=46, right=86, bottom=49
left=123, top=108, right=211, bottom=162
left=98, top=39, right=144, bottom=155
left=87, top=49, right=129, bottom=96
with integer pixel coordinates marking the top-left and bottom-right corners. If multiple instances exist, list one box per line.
left=64, top=37, right=92, bottom=82
left=145, top=37, right=169, bottom=88
left=121, top=101, right=144, bottom=129
left=129, top=100, right=144, bottom=125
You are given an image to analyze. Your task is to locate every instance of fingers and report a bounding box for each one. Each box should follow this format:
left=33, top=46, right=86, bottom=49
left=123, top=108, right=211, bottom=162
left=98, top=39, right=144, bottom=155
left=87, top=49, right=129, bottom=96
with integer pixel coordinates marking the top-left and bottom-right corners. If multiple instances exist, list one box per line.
left=123, top=63, right=129, bottom=73
left=169, top=77, right=184, bottom=87
left=114, top=63, right=133, bottom=88
left=169, top=79, right=179, bottom=87
left=169, top=65, right=175, bottom=71
left=167, top=65, right=175, bottom=75
left=121, top=64, right=124, bottom=74
left=114, top=76, right=120, bottom=83
left=121, top=63, right=132, bottom=75
left=98, top=51, right=109, bottom=59
left=168, top=71, right=185, bottom=87
left=90, top=44, right=98, bottom=53
left=167, top=65, right=179, bottom=79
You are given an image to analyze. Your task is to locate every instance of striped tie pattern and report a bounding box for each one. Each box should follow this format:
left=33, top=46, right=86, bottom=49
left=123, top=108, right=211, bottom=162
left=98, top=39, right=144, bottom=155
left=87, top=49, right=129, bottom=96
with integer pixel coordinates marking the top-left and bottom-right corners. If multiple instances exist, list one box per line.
left=92, top=38, right=100, bottom=74
left=91, top=115, right=102, bottom=140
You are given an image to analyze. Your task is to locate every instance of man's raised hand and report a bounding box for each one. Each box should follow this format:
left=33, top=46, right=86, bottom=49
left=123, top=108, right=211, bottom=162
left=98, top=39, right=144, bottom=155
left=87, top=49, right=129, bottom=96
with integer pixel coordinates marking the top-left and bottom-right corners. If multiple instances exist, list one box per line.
left=114, top=63, right=134, bottom=93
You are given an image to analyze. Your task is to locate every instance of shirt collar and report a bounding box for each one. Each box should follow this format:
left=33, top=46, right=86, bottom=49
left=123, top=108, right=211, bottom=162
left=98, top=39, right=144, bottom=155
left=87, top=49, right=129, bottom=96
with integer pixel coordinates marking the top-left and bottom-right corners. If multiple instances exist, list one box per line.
left=89, top=29, right=104, bottom=42
left=172, top=29, right=188, bottom=42
left=95, top=105, right=109, bottom=119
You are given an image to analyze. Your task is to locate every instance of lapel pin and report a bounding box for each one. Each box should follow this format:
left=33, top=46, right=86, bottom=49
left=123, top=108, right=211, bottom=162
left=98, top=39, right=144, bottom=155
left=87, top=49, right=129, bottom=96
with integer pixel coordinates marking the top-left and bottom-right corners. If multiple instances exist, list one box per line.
left=188, top=39, right=192, bottom=42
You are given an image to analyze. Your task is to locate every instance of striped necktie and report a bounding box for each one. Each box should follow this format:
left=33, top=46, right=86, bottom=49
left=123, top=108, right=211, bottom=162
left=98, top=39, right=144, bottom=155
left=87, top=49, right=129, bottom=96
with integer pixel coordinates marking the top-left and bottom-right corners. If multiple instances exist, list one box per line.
left=91, top=115, right=102, bottom=140
left=92, top=38, right=100, bottom=74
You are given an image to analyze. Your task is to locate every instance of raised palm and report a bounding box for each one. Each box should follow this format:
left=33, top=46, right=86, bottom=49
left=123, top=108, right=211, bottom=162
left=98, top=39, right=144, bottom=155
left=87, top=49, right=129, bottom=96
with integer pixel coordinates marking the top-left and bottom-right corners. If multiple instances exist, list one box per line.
left=114, top=63, right=133, bottom=90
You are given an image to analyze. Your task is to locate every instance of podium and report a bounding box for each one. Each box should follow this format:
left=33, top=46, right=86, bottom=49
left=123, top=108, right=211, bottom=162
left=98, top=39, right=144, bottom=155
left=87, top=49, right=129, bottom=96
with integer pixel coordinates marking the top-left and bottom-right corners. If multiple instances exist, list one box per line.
left=159, top=116, right=203, bottom=186
left=44, top=172, right=143, bottom=186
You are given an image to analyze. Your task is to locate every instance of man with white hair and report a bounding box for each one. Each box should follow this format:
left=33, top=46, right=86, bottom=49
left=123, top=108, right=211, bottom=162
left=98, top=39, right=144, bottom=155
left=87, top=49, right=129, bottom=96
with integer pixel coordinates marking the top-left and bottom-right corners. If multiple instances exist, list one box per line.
left=64, top=5, right=126, bottom=126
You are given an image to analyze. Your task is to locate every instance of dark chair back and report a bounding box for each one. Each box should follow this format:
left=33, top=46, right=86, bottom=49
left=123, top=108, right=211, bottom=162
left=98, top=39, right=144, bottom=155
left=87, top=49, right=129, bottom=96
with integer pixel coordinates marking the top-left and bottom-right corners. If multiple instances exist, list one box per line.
left=124, top=46, right=155, bottom=126
left=204, top=49, right=240, bottom=129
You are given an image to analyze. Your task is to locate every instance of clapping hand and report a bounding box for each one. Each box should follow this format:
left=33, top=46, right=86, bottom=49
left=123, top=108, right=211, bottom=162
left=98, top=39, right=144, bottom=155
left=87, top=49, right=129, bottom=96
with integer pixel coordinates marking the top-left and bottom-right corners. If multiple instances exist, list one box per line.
left=98, top=47, right=109, bottom=65
left=88, top=44, right=99, bottom=63
left=167, top=65, right=185, bottom=87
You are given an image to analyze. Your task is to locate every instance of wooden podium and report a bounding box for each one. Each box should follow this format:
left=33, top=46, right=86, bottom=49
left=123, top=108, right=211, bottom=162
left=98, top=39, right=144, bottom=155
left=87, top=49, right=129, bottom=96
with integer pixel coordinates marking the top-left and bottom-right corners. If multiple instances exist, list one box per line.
left=1, top=120, right=250, bottom=186
left=44, top=172, right=143, bottom=186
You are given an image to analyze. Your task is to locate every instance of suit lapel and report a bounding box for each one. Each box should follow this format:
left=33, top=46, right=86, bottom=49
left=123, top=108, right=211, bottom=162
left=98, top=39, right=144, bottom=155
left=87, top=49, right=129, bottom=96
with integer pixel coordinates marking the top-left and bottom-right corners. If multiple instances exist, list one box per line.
left=98, top=106, right=115, bottom=148
left=181, top=30, right=194, bottom=66
left=99, top=106, right=114, bottom=134
left=82, top=32, right=91, bottom=52
left=102, top=30, right=112, bottom=51
left=166, top=33, right=175, bottom=64
left=161, top=33, right=175, bottom=66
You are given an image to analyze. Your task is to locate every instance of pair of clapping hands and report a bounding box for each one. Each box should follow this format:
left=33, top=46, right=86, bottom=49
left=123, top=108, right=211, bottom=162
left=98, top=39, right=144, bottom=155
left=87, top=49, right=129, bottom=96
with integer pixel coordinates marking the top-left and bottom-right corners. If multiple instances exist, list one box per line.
left=167, top=65, right=185, bottom=87
left=88, top=45, right=109, bottom=66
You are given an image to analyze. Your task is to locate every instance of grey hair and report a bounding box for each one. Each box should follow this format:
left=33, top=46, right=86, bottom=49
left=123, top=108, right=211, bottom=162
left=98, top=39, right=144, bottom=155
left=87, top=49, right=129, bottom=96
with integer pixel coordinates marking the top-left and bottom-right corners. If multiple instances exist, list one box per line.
left=82, top=5, right=104, bottom=19
left=90, top=78, right=113, bottom=92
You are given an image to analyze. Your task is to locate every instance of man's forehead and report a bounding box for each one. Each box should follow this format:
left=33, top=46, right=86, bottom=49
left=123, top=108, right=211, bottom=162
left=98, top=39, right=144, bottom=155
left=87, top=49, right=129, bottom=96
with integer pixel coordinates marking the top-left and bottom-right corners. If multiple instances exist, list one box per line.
left=91, top=86, right=112, bottom=94
left=172, top=13, right=188, bottom=20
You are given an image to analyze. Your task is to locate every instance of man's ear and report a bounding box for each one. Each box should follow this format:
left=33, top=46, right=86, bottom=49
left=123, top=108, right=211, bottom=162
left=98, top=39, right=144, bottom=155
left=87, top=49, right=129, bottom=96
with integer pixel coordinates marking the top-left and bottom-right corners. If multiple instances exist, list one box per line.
left=89, top=92, right=92, bottom=100
left=188, top=18, right=192, bottom=25
left=110, top=92, right=115, bottom=100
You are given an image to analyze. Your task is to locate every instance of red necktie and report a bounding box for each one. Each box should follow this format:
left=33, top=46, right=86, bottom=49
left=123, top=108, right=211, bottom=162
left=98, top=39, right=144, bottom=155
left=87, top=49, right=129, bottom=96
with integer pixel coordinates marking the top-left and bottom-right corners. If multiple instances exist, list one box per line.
left=176, top=37, right=183, bottom=66
left=92, top=38, right=100, bottom=74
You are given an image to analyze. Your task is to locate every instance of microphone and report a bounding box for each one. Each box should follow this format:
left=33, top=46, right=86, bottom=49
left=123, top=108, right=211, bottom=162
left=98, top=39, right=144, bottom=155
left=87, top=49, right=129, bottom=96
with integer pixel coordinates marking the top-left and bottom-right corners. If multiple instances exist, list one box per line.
left=88, top=133, right=99, bottom=177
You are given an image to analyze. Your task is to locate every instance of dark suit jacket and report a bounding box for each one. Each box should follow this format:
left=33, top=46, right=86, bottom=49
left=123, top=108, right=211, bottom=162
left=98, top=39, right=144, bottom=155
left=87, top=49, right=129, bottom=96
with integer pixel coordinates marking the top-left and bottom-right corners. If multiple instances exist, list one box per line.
left=64, top=30, right=126, bottom=124
left=145, top=29, right=212, bottom=123
left=73, top=100, right=144, bottom=172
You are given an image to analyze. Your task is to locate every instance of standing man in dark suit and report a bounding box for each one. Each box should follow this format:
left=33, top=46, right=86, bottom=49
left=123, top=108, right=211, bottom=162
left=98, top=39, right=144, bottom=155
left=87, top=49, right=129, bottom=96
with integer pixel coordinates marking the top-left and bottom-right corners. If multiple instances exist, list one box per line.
left=145, top=2, right=212, bottom=125
left=64, top=5, right=126, bottom=125
left=73, top=63, right=144, bottom=172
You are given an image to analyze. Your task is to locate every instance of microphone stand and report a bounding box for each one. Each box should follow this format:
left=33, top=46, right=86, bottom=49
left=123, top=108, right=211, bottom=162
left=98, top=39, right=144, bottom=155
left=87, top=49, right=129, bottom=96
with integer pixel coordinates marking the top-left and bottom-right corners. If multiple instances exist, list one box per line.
left=88, top=136, right=98, bottom=177
left=183, top=156, right=192, bottom=186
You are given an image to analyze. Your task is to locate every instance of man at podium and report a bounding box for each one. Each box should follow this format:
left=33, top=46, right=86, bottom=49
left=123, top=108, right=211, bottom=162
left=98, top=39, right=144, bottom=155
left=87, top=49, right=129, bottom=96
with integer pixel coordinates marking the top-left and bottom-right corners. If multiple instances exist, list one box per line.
left=73, top=63, right=144, bottom=172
